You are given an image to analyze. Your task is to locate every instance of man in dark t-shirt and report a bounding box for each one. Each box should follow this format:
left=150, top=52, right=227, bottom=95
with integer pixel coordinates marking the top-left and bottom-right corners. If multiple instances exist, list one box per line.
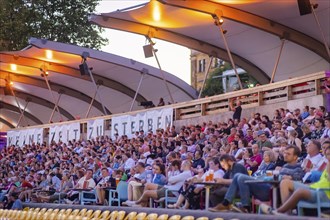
left=230, top=99, right=242, bottom=121
left=209, top=154, right=247, bottom=206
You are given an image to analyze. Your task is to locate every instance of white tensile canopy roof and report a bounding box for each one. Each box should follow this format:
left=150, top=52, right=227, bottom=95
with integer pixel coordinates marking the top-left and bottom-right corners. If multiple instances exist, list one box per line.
left=0, top=38, right=197, bottom=130
left=90, top=0, right=330, bottom=83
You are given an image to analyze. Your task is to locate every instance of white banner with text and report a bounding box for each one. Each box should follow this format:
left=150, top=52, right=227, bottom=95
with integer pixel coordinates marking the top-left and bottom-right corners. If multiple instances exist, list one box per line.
left=49, top=122, right=80, bottom=144
left=111, top=108, right=173, bottom=138
left=7, top=128, right=44, bottom=147
left=87, top=118, right=104, bottom=140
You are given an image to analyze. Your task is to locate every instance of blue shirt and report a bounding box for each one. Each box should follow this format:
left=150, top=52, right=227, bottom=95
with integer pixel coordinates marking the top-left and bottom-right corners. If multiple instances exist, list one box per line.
left=152, top=174, right=167, bottom=186
left=301, top=111, right=309, bottom=120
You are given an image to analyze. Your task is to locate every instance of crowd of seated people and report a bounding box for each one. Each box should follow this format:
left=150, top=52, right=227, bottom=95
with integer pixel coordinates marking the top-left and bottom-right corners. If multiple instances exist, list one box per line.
left=0, top=105, right=329, bottom=216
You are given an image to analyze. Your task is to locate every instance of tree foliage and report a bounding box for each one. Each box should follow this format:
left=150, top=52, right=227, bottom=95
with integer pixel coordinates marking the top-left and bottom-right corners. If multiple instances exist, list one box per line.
left=0, top=0, right=108, bottom=51
left=201, top=63, right=231, bottom=97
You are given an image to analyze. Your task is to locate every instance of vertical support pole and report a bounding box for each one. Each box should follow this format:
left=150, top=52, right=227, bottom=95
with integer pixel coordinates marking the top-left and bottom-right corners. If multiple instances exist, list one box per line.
left=198, top=56, right=214, bottom=99
left=287, top=86, right=293, bottom=101
left=130, top=69, right=146, bottom=111
left=49, top=92, right=63, bottom=123
left=85, top=85, right=99, bottom=118
left=270, top=39, right=285, bottom=83
left=17, top=99, right=30, bottom=127
left=146, top=36, right=174, bottom=104
left=315, top=79, right=321, bottom=95
left=43, top=73, right=63, bottom=122
left=213, top=10, right=243, bottom=90
left=174, top=108, right=180, bottom=120
left=258, top=91, right=264, bottom=106
left=311, top=4, right=330, bottom=60
left=201, top=103, right=206, bottom=116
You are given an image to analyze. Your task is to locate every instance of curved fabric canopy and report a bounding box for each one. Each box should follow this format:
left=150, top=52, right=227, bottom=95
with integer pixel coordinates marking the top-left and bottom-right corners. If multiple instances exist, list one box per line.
left=90, top=0, right=330, bottom=83
left=0, top=38, right=197, bottom=130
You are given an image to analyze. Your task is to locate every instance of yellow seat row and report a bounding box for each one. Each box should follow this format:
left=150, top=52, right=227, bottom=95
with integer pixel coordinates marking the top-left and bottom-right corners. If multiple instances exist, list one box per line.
left=0, top=208, right=223, bottom=220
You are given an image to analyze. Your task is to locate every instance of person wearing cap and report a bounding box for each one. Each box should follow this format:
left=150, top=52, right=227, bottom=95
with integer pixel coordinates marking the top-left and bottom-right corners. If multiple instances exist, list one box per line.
left=256, top=130, right=273, bottom=152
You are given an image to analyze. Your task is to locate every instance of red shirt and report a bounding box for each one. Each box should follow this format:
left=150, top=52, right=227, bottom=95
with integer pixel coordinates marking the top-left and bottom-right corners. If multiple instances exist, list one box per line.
left=245, top=153, right=262, bottom=173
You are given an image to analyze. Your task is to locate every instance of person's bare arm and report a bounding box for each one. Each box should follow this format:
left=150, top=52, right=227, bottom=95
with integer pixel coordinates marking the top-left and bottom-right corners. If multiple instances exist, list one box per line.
left=215, top=177, right=232, bottom=185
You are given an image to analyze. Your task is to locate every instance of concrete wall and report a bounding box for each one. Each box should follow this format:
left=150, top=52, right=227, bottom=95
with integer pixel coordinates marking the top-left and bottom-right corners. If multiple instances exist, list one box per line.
left=174, top=95, right=324, bottom=127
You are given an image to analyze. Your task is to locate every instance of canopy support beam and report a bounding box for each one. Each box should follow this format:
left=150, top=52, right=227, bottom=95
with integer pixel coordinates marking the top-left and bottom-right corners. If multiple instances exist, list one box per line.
left=130, top=69, right=147, bottom=112
left=42, top=72, right=63, bottom=123
left=146, top=36, right=174, bottom=104
left=270, top=38, right=285, bottom=83
left=17, top=98, right=30, bottom=127
left=81, top=52, right=108, bottom=116
left=199, top=56, right=214, bottom=99
left=9, top=84, right=28, bottom=127
left=213, top=10, right=243, bottom=90
left=85, top=85, right=99, bottom=118
left=49, top=92, right=63, bottom=123
left=311, top=4, right=330, bottom=60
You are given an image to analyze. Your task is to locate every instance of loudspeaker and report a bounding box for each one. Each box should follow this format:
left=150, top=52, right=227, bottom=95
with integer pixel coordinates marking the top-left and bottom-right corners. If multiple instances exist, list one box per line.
left=297, top=0, right=312, bottom=16
left=143, top=44, right=153, bottom=58
left=79, top=62, right=89, bottom=76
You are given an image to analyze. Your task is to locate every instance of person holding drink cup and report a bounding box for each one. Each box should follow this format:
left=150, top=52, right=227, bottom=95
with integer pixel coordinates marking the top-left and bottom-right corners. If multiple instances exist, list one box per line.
left=168, top=158, right=224, bottom=209
left=209, top=145, right=304, bottom=213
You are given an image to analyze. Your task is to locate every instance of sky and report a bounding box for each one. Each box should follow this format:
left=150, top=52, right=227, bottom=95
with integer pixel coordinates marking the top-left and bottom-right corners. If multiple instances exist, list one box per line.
left=95, top=0, right=192, bottom=85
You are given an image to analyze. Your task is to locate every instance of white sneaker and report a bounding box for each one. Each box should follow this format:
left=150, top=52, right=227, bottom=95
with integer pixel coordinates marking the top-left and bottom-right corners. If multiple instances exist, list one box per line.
left=259, top=204, right=285, bottom=215
left=125, top=200, right=136, bottom=207
left=259, top=203, right=272, bottom=214
left=64, top=198, right=73, bottom=204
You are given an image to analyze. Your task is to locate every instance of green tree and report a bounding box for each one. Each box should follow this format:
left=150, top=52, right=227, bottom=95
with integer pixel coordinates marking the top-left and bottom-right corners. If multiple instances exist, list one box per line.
left=201, top=63, right=231, bottom=97
left=0, top=0, right=108, bottom=51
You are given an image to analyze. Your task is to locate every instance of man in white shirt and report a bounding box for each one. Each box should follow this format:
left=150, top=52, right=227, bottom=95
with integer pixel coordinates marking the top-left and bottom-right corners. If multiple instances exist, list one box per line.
left=49, top=173, right=61, bottom=192
left=121, top=153, right=136, bottom=172
left=302, top=140, right=328, bottom=182
left=64, top=169, right=96, bottom=204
